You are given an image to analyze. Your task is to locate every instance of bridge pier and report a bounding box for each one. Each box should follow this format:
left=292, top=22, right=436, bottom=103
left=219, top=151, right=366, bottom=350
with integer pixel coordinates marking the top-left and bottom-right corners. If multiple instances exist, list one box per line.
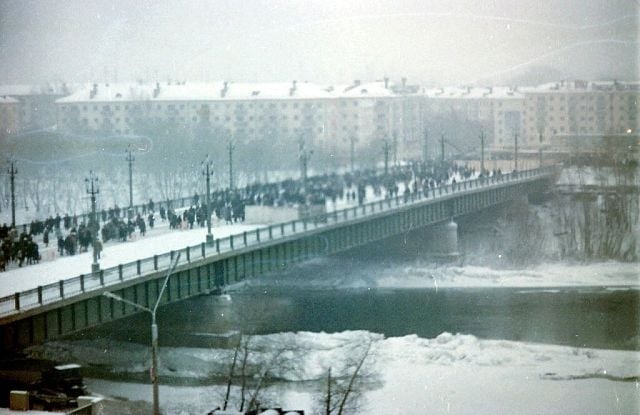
left=426, top=220, right=459, bottom=258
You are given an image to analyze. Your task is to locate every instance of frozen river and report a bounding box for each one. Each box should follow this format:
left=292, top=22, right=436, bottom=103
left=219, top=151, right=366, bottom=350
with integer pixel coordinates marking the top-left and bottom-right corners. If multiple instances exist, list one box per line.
left=31, top=255, right=640, bottom=414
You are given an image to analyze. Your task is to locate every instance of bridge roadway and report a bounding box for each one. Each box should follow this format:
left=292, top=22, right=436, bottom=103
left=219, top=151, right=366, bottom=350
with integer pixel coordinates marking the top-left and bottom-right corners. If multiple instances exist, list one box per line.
left=0, top=167, right=556, bottom=351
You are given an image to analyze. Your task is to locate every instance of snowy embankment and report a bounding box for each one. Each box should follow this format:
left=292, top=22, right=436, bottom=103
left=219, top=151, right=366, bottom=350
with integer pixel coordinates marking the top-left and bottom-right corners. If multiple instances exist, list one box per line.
left=30, top=330, right=640, bottom=414
left=235, top=256, right=640, bottom=291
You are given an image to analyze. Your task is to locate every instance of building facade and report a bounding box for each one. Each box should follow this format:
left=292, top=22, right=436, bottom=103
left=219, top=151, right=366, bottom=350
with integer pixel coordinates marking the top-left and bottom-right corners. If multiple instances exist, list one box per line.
left=51, top=79, right=639, bottom=162
left=0, top=96, right=19, bottom=141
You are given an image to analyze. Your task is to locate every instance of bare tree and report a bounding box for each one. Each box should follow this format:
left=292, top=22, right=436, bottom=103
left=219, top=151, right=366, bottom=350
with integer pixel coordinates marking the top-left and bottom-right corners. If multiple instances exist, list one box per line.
left=316, top=339, right=375, bottom=415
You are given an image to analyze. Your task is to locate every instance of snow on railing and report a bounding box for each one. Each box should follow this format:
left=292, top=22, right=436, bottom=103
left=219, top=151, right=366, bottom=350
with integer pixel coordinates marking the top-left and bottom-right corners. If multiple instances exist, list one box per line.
left=0, top=167, right=556, bottom=318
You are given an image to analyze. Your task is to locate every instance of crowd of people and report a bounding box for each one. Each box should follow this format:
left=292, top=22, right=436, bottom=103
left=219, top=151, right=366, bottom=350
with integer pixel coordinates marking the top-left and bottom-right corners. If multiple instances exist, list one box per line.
left=1, top=160, right=488, bottom=272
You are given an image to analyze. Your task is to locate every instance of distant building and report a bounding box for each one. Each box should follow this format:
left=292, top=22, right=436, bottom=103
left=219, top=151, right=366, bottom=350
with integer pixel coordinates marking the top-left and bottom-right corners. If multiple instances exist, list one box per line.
left=0, top=83, right=72, bottom=134
left=0, top=96, right=19, bottom=140
left=521, top=80, right=639, bottom=151
left=55, top=79, right=423, bottom=160
left=48, top=78, right=640, bottom=162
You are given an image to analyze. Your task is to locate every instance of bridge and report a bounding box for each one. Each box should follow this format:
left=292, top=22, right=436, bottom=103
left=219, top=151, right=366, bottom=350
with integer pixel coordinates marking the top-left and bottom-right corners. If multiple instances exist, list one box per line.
left=0, top=167, right=557, bottom=351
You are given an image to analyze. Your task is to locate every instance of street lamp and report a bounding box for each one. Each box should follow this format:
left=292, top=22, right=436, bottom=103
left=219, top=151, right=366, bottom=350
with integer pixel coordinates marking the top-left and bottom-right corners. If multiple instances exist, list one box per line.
left=479, top=130, right=485, bottom=175
left=392, top=130, right=398, bottom=166
left=84, top=171, right=100, bottom=273
left=538, top=132, right=543, bottom=167
left=422, top=129, right=429, bottom=164
left=202, top=155, right=214, bottom=245
left=514, top=132, right=519, bottom=172
left=349, top=136, right=357, bottom=174
left=382, top=137, right=390, bottom=176
left=298, top=136, right=312, bottom=194
left=227, top=137, right=235, bottom=191
left=103, top=253, right=181, bottom=415
left=126, top=145, right=135, bottom=209
left=7, top=158, right=17, bottom=228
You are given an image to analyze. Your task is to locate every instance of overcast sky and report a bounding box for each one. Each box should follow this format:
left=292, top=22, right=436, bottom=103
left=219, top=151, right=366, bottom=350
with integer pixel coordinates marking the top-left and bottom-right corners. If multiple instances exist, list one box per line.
left=0, top=0, right=637, bottom=85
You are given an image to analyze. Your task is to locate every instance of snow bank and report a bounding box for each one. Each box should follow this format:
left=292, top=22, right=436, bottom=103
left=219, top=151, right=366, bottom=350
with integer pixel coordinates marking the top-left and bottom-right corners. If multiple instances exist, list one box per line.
left=61, top=330, right=639, bottom=414
left=244, top=257, right=640, bottom=291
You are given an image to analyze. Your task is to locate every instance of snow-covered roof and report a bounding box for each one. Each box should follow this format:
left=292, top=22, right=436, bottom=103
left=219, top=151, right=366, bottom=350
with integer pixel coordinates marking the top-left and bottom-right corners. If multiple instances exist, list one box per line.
left=528, top=80, right=640, bottom=94
left=57, top=81, right=343, bottom=103
left=0, top=83, right=72, bottom=97
left=338, top=81, right=396, bottom=98
left=0, top=95, right=19, bottom=104
left=423, top=86, right=524, bottom=100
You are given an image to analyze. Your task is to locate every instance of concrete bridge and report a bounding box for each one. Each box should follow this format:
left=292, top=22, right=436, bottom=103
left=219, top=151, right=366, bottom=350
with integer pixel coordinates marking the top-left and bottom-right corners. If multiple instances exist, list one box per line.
left=0, top=168, right=557, bottom=351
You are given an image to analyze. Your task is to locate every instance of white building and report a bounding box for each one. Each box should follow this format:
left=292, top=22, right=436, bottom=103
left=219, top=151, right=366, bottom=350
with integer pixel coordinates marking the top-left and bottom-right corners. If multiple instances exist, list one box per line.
left=51, top=78, right=639, bottom=162
left=55, top=79, right=423, bottom=160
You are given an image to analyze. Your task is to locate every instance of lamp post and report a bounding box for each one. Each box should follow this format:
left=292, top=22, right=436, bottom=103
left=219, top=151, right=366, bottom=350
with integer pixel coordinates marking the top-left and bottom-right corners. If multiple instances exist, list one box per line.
left=479, top=130, right=485, bottom=175
left=7, top=159, right=17, bottom=228
left=84, top=171, right=100, bottom=273
left=202, top=156, right=214, bottom=245
left=227, top=137, right=235, bottom=191
left=103, top=253, right=181, bottom=415
left=422, top=129, right=429, bottom=164
left=538, top=132, right=543, bottom=167
left=382, top=138, right=391, bottom=176
left=514, top=132, right=519, bottom=172
left=349, top=136, right=357, bottom=174
left=392, top=131, right=398, bottom=166
left=299, top=136, right=312, bottom=194
left=126, top=146, right=135, bottom=209
left=440, top=133, right=445, bottom=163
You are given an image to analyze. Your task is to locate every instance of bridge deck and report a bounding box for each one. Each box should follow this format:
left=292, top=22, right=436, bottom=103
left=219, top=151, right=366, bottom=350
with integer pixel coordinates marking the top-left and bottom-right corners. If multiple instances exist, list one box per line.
left=0, top=168, right=556, bottom=321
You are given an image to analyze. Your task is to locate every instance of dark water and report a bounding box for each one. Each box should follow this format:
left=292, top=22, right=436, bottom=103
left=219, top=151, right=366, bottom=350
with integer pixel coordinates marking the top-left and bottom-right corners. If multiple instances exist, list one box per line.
left=90, top=285, right=639, bottom=351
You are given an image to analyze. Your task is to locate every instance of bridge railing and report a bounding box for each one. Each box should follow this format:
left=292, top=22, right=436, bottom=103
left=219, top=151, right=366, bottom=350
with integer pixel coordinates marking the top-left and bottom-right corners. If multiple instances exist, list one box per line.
left=0, top=167, right=555, bottom=318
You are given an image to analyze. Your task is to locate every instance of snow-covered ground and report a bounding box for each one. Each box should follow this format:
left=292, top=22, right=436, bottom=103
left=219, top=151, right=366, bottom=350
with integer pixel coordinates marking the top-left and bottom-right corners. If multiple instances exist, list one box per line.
left=36, top=330, right=639, bottom=414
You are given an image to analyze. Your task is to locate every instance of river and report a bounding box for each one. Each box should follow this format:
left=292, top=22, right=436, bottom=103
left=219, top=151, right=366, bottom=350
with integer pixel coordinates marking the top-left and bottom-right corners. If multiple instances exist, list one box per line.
left=36, top=252, right=639, bottom=414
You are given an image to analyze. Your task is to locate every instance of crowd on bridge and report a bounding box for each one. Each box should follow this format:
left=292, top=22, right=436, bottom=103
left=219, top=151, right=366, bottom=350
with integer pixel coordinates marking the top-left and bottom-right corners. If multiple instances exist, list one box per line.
left=1, top=160, right=495, bottom=272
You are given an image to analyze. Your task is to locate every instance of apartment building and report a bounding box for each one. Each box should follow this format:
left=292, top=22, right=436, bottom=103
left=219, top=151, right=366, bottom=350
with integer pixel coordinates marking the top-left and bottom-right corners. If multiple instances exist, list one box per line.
left=55, top=80, right=423, bottom=159
left=52, top=79, right=638, bottom=161
left=521, top=80, right=639, bottom=149
left=0, top=84, right=71, bottom=133
left=0, top=96, right=19, bottom=140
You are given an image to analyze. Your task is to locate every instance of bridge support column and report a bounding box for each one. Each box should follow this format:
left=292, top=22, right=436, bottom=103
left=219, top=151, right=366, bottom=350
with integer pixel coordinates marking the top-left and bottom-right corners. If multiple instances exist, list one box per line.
left=427, top=220, right=459, bottom=258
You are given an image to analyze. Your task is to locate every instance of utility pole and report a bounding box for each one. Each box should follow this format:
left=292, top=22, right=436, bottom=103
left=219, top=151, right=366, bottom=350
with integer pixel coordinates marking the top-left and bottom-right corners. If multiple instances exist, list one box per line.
left=85, top=171, right=100, bottom=273
left=514, top=132, right=519, bottom=172
left=299, top=136, right=312, bottom=194
left=382, top=138, right=391, bottom=176
left=440, top=133, right=445, bottom=163
left=126, top=146, right=135, bottom=209
left=7, top=159, right=17, bottom=228
left=480, top=130, right=485, bottom=175
left=202, top=156, right=214, bottom=245
left=227, top=138, right=235, bottom=190
left=422, top=129, right=428, bottom=163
